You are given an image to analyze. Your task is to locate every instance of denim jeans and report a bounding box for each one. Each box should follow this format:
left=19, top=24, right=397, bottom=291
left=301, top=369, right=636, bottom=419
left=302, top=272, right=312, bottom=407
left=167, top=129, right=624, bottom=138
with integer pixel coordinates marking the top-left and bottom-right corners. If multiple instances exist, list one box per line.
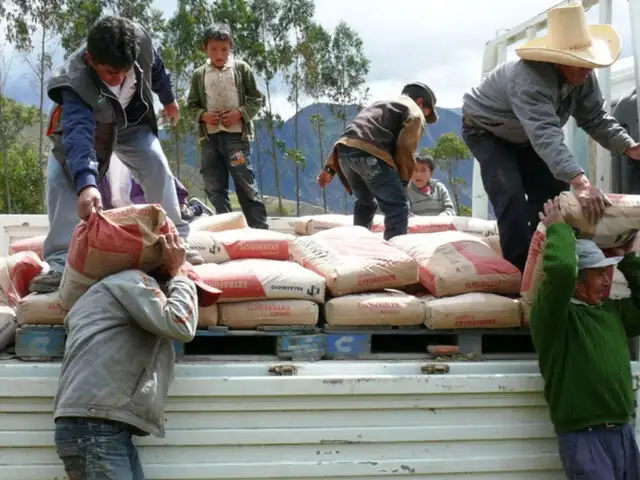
left=43, top=123, right=190, bottom=273
left=338, top=153, right=409, bottom=240
left=200, top=131, right=268, bottom=229
left=55, top=417, right=146, bottom=480
left=558, top=424, right=640, bottom=479
left=461, top=124, right=568, bottom=272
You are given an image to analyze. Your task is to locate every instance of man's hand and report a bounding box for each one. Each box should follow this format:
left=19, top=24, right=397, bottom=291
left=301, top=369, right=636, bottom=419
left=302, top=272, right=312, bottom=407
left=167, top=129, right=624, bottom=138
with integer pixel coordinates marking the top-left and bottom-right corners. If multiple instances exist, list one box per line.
left=163, top=101, right=180, bottom=127
left=317, top=170, right=333, bottom=188
left=221, top=109, right=243, bottom=127
left=538, top=196, right=564, bottom=227
left=77, top=186, right=103, bottom=220
left=201, top=111, right=220, bottom=126
left=625, top=144, right=640, bottom=160
left=160, top=232, right=188, bottom=278
left=571, top=174, right=610, bottom=223
left=604, top=234, right=637, bottom=257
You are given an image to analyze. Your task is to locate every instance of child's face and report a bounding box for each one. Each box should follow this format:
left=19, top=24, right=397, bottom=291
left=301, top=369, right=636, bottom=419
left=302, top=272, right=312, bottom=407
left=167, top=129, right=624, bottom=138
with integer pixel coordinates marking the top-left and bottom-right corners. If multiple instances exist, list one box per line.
left=411, top=163, right=432, bottom=189
left=204, top=39, right=231, bottom=68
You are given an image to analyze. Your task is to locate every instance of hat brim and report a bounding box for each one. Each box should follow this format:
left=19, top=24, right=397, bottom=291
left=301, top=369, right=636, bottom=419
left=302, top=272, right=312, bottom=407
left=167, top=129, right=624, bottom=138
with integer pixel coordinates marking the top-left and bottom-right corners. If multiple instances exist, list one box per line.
left=426, top=110, right=438, bottom=124
left=184, top=267, right=221, bottom=307
left=515, top=24, right=621, bottom=68
left=583, top=255, right=623, bottom=270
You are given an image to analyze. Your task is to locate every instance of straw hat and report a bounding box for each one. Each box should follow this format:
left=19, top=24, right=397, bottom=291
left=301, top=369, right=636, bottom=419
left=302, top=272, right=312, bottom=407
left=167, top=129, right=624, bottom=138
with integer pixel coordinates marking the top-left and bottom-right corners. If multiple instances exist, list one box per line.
left=515, top=2, right=621, bottom=69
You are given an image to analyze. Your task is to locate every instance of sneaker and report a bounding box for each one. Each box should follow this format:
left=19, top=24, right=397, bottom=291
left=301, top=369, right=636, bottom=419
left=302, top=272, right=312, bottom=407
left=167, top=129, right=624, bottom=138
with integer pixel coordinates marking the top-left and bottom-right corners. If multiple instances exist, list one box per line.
left=30, top=270, right=62, bottom=294
left=185, top=247, right=204, bottom=266
left=188, top=198, right=215, bottom=217
left=180, top=204, right=195, bottom=222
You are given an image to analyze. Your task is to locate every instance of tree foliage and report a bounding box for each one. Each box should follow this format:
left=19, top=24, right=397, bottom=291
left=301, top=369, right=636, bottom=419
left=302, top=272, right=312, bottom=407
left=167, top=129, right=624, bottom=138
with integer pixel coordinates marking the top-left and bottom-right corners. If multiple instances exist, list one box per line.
left=432, top=132, right=472, bottom=216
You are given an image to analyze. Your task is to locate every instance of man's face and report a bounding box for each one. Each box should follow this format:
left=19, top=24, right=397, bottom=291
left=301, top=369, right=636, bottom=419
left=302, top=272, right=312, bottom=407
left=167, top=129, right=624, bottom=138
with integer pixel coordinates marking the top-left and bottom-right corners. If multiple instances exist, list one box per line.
left=575, top=267, right=612, bottom=305
left=557, top=65, right=593, bottom=85
left=414, top=98, right=433, bottom=120
left=204, top=39, right=231, bottom=68
left=86, top=53, right=130, bottom=87
left=411, top=163, right=432, bottom=189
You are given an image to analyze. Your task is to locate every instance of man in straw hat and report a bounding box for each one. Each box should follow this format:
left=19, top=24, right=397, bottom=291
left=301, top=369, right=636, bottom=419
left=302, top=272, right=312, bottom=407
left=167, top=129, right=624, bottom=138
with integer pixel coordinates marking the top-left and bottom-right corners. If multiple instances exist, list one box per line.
left=461, top=1, right=640, bottom=274
left=317, top=83, right=438, bottom=240
left=531, top=196, right=640, bottom=479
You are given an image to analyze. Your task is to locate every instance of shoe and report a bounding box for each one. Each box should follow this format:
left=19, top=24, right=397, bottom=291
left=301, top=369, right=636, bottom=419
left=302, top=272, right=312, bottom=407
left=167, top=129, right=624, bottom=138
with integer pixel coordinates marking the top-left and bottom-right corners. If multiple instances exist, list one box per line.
left=185, top=247, right=204, bottom=265
left=188, top=198, right=214, bottom=216
left=180, top=204, right=195, bottom=222
left=30, top=270, right=62, bottom=294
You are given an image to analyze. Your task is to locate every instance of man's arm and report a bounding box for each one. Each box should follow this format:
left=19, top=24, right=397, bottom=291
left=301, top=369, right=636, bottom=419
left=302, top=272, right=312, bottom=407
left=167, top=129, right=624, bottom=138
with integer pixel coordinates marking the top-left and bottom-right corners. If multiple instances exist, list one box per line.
left=508, top=68, right=584, bottom=184
left=150, top=48, right=176, bottom=106
left=186, top=69, right=206, bottom=125
left=237, top=61, right=263, bottom=122
left=607, top=254, right=640, bottom=337
left=436, top=182, right=456, bottom=216
left=573, top=74, right=635, bottom=155
left=60, top=89, right=99, bottom=194
left=103, top=270, right=198, bottom=343
left=395, top=116, right=424, bottom=183
left=530, top=223, right=578, bottom=348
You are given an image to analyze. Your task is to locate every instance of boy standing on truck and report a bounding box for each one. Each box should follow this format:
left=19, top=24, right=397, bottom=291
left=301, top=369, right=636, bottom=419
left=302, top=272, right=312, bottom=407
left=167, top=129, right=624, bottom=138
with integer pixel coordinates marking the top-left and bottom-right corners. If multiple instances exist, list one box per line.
left=31, top=16, right=203, bottom=295
left=186, top=24, right=268, bottom=229
left=531, top=197, right=640, bottom=479
left=461, top=2, right=640, bottom=274
left=317, top=83, right=438, bottom=240
left=53, top=232, right=220, bottom=479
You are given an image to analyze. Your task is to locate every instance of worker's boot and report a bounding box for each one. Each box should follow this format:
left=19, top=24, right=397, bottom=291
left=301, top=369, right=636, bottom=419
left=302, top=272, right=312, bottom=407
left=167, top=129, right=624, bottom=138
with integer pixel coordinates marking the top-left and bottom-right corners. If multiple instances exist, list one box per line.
left=188, top=198, right=215, bottom=217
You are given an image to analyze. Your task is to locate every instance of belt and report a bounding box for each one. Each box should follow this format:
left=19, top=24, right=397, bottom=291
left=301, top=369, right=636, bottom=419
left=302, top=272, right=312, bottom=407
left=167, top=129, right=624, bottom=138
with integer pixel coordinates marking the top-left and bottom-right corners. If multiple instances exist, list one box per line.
left=581, top=423, right=623, bottom=432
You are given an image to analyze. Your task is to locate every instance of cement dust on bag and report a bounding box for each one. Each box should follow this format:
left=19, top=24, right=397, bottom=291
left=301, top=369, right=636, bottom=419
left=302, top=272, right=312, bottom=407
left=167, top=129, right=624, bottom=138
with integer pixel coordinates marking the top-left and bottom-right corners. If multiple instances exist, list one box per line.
left=218, top=300, right=319, bottom=328
left=325, top=290, right=425, bottom=327
left=423, top=293, right=522, bottom=329
left=59, top=205, right=177, bottom=310
left=290, top=226, right=418, bottom=296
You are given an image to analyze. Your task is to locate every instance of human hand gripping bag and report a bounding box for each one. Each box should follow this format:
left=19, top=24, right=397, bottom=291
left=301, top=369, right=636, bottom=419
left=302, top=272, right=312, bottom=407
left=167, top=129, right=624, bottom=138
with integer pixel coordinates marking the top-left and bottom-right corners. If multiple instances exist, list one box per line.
left=290, top=226, right=418, bottom=296
left=59, top=205, right=177, bottom=309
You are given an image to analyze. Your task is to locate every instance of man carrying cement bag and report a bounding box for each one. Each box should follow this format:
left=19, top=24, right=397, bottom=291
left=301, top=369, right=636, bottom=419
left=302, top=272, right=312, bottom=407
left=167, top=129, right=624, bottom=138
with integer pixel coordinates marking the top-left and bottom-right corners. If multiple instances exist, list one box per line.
left=531, top=197, right=640, bottom=479
left=53, top=232, right=220, bottom=479
left=316, top=83, right=437, bottom=240
left=462, top=2, right=640, bottom=273
left=32, top=16, right=203, bottom=295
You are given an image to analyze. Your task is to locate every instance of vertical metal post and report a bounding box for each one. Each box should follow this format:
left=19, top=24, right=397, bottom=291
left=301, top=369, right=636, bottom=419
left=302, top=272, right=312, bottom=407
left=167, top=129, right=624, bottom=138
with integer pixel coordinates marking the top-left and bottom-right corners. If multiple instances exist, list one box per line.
left=594, top=0, right=613, bottom=192
left=630, top=0, right=640, bottom=134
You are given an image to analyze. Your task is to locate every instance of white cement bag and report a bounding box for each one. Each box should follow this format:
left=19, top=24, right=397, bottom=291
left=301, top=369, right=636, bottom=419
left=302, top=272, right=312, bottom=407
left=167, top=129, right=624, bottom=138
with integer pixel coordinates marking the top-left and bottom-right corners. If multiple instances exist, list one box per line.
left=187, top=228, right=295, bottom=264
left=16, top=292, right=66, bottom=326
left=372, top=215, right=498, bottom=237
left=391, top=231, right=521, bottom=297
left=0, top=252, right=47, bottom=308
left=290, top=226, right=418, bottom=296
left=609, top=268, right=631, bottom=299
left=294, top=214, right=385, bottom=235
left=190, top=212, right=248, bottom=232
left=325, top=291, right=425, bottom=326
left=198, top=304, right=219, bottom=327
left=194, top=259, right=326, bottom=303
left=218, top=300, right=319, bottom=328
left=424, top=293, right=522, bottom=329
left=0, top=304, right=17, bottom=351
left=483, top=235, right=502, bottom=257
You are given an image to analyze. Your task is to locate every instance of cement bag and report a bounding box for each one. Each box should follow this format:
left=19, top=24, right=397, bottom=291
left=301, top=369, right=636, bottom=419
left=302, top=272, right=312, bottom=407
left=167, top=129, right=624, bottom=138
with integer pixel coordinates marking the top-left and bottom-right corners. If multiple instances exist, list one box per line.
left=294, top=214, right=354, bottom=235
left=372, top=215, right=498, bottom=237
left=0, top=304, right=17, bottom=351
left=520, top=222, right=547, bottom=323
left=59, top=205, right=176, bottom=309
left=218, top=300, right=319, bottom=328
left=9, top=235, right=46, bottom=259
left=16, top=292, right=66, bottom=325
left=559, top=191, right=640, bottom=248
left=194, top=259, right=325, bottom=303
left=609, top=267, right=630, bottom=299
left=391, top=231, right=521, bottom=297
left=483, top=235, right=502, bottom=257
left=325, top=291, right=425, bottom=326
left=198, top=304, right=218, bottom=327
left=187, top=228, right=294, bottom=264
left=425, top=293, right=522, bottom=329
left=191, top=212, right=248, bottom=233
left=290, top=226, right=418, bottom=296
left=0, top=252, right=47, bottom=307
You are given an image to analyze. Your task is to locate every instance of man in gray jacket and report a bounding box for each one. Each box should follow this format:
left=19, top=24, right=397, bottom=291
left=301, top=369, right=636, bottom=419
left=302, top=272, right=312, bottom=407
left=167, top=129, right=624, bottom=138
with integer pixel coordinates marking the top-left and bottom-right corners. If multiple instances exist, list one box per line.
left=53, top=232, right=219, bottom=479
left=462, top=3, right=640, bottom=273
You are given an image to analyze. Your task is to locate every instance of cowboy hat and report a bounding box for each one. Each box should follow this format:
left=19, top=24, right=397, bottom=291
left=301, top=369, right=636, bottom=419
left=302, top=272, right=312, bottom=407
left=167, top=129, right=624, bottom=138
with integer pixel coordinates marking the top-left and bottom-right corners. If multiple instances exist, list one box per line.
left=515, top=2, right=621, bottom=69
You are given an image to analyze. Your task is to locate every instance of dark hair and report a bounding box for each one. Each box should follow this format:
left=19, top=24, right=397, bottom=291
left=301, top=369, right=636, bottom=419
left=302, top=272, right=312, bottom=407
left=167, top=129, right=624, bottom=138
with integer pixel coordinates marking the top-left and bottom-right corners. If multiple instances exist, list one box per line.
left=87, top=16, right=139, bottom=70
left=203, top=23, right=234, bottom=48
left=401, top=82, right=436, bottom=109
left=415, top=154, right=435, bottom=172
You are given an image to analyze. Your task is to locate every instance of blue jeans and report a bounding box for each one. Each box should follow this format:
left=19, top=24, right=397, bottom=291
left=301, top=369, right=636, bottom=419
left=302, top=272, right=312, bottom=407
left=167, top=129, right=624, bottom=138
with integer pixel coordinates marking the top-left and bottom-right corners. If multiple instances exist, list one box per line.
left=55, top=417, right=145, bottom=480
left=558, top=424, right=640, bottom=479
left=43, top=123, right=190, bottom=273
left=338, top=153, right=409, bottom=240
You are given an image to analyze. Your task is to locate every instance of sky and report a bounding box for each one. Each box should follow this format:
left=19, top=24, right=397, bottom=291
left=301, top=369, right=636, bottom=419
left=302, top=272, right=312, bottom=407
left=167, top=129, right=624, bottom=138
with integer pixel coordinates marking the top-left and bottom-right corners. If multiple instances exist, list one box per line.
left=1, top=0, right=636, bottom=119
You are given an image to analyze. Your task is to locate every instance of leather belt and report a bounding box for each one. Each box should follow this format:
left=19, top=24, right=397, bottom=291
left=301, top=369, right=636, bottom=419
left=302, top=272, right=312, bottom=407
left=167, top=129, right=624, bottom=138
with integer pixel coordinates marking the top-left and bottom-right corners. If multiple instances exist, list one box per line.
left=581, top=423, right=623, bottom=432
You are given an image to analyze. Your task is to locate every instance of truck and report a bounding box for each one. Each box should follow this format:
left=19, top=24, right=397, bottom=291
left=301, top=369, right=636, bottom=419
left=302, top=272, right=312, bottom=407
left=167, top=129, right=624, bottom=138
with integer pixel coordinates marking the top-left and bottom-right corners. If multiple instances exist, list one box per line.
left=1, top=0, right=640, bottom=478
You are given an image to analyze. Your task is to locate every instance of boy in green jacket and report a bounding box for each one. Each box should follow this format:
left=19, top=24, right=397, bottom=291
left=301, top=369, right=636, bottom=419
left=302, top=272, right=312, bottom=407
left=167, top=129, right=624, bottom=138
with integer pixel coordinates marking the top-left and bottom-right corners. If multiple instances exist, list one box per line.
left=531, top=196, right=640, bottom=479
left=186, top=23, right=268, bottom=229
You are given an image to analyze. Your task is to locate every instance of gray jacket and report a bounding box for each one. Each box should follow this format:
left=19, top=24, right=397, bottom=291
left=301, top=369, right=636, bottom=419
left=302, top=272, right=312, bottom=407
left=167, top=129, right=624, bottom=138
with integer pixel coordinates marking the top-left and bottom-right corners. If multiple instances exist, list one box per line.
left=407, top=180, right=456, bottom=216
left=462, top=60, right=635, bottom=183
left=54, top=270, right=198, bottom=438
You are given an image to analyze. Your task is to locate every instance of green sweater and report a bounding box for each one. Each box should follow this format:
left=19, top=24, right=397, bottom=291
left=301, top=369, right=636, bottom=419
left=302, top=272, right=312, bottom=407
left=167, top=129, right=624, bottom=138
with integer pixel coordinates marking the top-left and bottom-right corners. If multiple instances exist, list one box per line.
left=530, top=223, right=640, bottom=434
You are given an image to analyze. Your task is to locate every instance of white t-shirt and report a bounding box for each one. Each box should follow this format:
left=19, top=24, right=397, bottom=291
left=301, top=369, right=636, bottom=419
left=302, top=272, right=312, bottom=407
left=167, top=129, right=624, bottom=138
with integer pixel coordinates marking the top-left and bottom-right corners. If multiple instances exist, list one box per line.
left=107, top=154, right=134, bottom=208
left=107, top=68, right=137, bottom=109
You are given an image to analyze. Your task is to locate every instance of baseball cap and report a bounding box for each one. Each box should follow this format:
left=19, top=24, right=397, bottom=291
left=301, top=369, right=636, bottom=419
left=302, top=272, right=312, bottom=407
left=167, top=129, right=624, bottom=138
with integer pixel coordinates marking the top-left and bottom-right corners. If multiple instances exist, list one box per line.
left=182, top=265, right=221, bottom=307
left=576, top=239, right=622, bottom=270
left=402, top=82, right=438, bottom=124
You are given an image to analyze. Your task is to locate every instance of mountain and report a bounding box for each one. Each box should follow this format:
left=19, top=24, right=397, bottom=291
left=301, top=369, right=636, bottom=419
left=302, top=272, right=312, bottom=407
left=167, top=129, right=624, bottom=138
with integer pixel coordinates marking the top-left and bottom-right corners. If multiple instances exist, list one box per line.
left=160, top=102, right=477, bottom=215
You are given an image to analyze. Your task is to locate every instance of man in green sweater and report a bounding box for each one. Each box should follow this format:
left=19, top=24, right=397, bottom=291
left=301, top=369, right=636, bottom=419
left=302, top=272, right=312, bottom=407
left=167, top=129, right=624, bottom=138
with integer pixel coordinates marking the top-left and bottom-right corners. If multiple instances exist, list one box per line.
left=531, top=196, right=640, bottom=479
